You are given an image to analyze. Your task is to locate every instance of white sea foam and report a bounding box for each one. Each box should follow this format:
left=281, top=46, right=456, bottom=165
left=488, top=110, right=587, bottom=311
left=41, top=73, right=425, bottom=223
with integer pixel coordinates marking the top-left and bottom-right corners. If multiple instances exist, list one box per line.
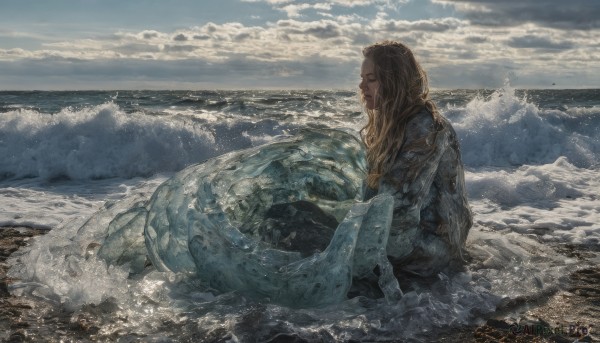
left=466, top=157, right=600, bottom=247
left=1, top=88, right=597, bottom=182
left=2, top=88, right=599, bottom=341
left=8, top=146, right=596, bottom=341
left=0, top=102, right=217, bottom=180
left=0, top=102, right=307, bottom=181
left=450, top=87, right=599, bottom=168
left=0, top=175, right=168, bottom=229
left=8, top=201, right=574, bottom=341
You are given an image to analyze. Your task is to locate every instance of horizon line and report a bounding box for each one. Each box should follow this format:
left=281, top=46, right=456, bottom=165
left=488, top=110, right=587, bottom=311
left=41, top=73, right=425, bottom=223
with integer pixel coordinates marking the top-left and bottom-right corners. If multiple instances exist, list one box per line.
left=1, top=87, right=598, bottom=92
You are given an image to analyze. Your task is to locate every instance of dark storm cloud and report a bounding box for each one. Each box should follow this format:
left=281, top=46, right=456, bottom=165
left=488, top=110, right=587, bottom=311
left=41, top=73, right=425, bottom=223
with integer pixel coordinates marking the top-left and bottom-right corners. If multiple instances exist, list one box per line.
left=436, top=0, right=600, bottom=29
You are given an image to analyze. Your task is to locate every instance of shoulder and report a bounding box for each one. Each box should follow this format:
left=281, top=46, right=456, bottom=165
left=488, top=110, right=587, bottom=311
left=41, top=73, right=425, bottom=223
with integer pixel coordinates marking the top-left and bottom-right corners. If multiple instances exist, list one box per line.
left=408, top=107, right=434, bottom=124
left=404, top=108, right=437, bottom=141
left=407, top=108, right=456, bottom=138
left=394, top=108, right=453, bottom=164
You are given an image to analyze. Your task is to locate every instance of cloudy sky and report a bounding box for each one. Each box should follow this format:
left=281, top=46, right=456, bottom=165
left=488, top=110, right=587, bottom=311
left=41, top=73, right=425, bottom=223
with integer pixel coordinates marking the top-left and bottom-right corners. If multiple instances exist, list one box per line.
left=0, top=0, right=598, bottom=90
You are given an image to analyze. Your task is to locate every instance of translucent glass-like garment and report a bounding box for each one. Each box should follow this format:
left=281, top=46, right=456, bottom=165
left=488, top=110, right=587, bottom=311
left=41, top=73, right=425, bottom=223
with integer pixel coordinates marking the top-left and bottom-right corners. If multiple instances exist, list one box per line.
left=100, top=128, right=401, bottom=307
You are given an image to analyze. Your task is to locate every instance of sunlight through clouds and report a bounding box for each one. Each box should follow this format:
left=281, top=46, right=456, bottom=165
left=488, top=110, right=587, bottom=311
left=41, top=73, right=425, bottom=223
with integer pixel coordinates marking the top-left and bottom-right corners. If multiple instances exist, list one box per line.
left=0, top=0, right=597, bottom=89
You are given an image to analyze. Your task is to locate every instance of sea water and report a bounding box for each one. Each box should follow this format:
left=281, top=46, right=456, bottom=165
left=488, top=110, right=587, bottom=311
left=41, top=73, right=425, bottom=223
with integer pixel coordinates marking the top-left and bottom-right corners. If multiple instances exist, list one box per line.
left=1, top=87, right=599, bottom=341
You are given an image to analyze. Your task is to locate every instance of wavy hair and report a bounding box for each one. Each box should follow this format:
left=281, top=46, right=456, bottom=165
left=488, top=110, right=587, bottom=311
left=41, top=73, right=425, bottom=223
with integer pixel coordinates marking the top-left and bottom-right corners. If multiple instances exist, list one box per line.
left=360, top=41, right=441, bottom=188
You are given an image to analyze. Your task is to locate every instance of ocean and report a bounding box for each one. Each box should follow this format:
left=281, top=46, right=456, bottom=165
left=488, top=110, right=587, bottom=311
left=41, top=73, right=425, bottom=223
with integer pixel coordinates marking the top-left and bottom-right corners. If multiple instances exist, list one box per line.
left=1, top=88, right=599, bottom=341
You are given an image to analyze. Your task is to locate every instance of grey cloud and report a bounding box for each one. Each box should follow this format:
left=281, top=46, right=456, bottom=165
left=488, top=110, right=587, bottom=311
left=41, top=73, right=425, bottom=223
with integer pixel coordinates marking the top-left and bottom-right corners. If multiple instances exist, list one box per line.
left=193, top=34, right=211, bottom=40
left=173, top=34, right=188, bottom=41
left=277, top=20, right=341, bottom=39
left=143, top=32, right=159, bottom=39
left=278, top=33, right=291, bottom=41
left=251, top=52, right=278, bottom=60
left=352, top=33, right=372, bottom=46
left=378, top=18, right=462, bottom=33
left=465, top=36, right=488, bottom=44
left=329, top=38, right=349, bottom=45
left=234, top=33, right=251, bottom=41
left=0, top=56, right=357, bottom=90
left=435, top=0, right=600, bottom=29
left=0, top=48, right=28, bottom=57
left=163, top=45, right=197, bottom=53
left=456, top=50, right=479, bottom=60
left=409, top=20, right=460, bottom=32
left=384, top=31, right=425, bottom=47
left=507, top=35, right=574, bottom=50
left=205, top=23, right=218, bottom=33
left=1, top=55, right=596, bottom=90
left=115, top=43, right=161, bottom=54
left=304, top=23, right=340, bottom=38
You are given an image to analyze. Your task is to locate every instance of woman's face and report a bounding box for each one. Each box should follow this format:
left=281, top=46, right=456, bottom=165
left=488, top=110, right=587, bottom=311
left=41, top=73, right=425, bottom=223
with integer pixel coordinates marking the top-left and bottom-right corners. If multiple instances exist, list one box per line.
left=359, top=58, right=380, bottom=110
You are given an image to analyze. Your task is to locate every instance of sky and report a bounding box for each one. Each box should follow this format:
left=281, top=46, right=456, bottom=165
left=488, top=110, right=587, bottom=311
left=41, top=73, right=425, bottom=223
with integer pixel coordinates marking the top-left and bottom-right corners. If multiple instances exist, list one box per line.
left=0, top=0, right=598, bottom=90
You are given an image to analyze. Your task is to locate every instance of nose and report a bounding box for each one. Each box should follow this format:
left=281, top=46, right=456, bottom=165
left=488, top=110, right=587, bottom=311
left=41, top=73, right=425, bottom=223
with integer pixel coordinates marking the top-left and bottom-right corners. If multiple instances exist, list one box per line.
left=359, top=79, right=367, bottom=91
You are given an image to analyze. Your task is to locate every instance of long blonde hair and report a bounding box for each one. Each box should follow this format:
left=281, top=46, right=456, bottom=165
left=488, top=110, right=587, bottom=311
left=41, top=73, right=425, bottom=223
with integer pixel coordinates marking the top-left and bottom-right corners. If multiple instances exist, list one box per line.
left=360, top=41, right=441, bottom=188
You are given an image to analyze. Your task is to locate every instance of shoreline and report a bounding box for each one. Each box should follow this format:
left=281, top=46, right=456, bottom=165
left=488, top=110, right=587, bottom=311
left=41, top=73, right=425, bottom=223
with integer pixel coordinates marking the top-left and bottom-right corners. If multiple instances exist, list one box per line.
left=1, top=226, right=597, bottom=342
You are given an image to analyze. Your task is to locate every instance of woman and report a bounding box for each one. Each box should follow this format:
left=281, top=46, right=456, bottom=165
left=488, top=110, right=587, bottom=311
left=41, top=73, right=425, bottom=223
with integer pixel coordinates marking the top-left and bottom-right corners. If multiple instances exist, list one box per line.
left=359, top=41, right=472, bottom=277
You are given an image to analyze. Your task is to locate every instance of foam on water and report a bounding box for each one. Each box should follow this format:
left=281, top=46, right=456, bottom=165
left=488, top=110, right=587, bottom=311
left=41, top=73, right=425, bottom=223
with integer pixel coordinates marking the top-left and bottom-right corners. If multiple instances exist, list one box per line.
left=8, top=204, right=574, bottom=341
left=3, top=88, right=599, bottom=341
left=466, top=157, right=600, bottom=247
left=8, top=153, right=594, bottom=341
left=0, top=103, right=214, bottom=180
left=0, top=102, right=301, bottom=181
left=0, top=175, right=168, bottom=229
left=449, top=86, right=599, bottom=168
left=1, top=88, right=598, bottom=182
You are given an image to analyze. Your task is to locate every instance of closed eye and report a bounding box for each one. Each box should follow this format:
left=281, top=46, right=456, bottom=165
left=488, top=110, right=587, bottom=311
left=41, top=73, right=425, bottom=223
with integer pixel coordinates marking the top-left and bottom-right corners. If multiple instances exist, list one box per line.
left=360, top=73, right=377, bottom=83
